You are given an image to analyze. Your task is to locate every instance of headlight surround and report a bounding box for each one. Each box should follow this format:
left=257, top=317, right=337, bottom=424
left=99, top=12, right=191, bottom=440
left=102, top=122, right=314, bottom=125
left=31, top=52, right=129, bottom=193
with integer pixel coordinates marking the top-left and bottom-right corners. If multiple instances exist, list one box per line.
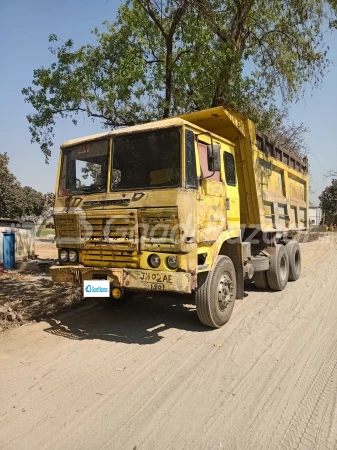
left=166, top=255, right=178, bottom=269
left=148, top=254, right=161, bottom=268
left=60, top=249, right=69, bottom=262
left=69, top=250, right=78, bottom=263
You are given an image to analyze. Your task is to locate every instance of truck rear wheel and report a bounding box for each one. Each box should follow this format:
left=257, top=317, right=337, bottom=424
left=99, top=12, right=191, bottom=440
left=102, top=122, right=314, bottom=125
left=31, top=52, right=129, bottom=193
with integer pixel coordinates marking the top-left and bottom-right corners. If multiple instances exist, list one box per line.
left=195, top=256, right=237, bottom=328
left=285, top=240, right=301, bottom=281
left=253, top=271, right=269, bottom=289
left=250, top=255, right=270, bottom=272
left=266, top=244, right=289, bottom=291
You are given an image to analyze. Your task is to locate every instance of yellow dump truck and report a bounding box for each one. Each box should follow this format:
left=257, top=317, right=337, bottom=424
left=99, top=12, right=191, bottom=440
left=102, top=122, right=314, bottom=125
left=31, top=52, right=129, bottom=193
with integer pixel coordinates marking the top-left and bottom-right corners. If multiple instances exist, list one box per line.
left=51, top=107, right=309, bottom=328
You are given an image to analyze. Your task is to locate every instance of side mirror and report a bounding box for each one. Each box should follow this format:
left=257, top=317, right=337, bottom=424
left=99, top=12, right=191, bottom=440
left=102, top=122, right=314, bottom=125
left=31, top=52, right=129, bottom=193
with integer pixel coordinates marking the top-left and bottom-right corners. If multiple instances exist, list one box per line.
left=207, top=144, right=221, bottom=172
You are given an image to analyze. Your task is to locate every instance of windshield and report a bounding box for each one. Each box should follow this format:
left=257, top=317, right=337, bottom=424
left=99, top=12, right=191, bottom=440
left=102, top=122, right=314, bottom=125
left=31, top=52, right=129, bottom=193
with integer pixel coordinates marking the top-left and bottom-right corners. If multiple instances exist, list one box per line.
left=111, top=128, right=181, bottom=191
left=58, top=139, right=109, bottom=196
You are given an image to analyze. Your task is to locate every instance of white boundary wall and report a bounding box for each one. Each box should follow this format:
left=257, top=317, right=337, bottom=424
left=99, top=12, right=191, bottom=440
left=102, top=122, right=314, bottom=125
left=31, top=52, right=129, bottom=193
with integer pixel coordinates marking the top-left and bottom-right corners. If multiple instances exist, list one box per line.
left=0, top=220, right=35, bottom=264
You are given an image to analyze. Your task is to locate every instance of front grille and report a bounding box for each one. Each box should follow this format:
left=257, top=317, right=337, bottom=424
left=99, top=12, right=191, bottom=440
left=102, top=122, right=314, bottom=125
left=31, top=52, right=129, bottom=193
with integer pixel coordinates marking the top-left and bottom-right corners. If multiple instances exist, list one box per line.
left=81, top=248, right=138, bottom=268
left=81, top=210, right=138, bottom=267
left=139, top=208, right=180, bottom=252
left=54, top=214, right=78, bottom=245
left=57, top=208, right=181, bottom=268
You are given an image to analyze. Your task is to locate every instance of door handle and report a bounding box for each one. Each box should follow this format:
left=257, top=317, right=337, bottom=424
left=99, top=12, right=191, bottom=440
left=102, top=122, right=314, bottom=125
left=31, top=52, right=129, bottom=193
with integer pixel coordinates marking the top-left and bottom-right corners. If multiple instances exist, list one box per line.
left=226, top=198, right=230, bottom=210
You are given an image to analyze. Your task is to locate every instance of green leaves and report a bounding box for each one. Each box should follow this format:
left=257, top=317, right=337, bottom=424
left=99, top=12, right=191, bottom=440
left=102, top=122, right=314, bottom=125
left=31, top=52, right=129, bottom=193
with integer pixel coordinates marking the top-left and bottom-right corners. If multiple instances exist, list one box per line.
left=0, top=153, right=46, bottom=219
left=319, top=179, right=337, bottom=224
left=23, top=0, right=336, bottom=159
left=48, top=33, right=58, bottom=42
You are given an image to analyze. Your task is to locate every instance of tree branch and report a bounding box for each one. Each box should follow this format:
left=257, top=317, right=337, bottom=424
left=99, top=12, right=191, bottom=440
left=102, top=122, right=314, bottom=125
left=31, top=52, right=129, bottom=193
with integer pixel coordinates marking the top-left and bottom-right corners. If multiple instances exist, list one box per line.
left=173, top=48, right=191, bottom=63
left=51, top=107, right=136, bottom=127
left=136, top=0, right=168, bottom=38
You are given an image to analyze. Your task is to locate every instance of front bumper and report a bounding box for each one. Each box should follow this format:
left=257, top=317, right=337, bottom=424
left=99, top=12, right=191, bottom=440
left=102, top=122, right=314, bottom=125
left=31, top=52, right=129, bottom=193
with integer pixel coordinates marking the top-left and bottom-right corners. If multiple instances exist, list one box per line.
left=50, top=265, right=193, bottom=294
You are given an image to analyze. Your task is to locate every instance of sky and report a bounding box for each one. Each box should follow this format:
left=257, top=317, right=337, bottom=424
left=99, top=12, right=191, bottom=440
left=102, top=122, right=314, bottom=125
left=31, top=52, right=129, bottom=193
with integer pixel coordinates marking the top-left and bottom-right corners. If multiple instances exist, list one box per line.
left=0, top=0, right=336, bottom=205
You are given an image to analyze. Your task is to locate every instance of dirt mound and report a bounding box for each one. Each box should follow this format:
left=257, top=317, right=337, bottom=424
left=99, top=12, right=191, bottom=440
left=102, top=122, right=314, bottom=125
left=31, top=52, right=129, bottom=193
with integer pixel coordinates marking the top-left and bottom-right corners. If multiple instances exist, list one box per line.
left=0, top=271, right=85, bottom=332
left=0, top=303, right=24, bottom=331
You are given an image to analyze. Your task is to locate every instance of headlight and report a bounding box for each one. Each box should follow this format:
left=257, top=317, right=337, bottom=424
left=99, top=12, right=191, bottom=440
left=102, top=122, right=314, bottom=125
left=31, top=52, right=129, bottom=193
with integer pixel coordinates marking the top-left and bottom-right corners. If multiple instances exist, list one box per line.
left=148, top=254, right=161, bottom=268
left=69, top=250, right=78, bottom=263
left=60, top=249, right=69, bottom=262
left=166, top=255, right=178, bottom=269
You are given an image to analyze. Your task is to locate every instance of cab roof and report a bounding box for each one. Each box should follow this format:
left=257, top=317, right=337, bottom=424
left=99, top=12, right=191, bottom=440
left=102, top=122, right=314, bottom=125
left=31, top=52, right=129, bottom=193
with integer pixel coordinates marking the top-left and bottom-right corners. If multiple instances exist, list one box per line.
left=60, top=112, right=235, bottom=149
left=60, top=118, right=185, bottom=148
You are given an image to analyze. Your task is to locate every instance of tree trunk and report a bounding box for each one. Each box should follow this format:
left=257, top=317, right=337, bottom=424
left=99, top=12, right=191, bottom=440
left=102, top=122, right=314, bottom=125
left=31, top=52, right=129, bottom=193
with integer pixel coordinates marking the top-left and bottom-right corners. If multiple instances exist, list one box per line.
left=163, top=38, right=173, bottom=118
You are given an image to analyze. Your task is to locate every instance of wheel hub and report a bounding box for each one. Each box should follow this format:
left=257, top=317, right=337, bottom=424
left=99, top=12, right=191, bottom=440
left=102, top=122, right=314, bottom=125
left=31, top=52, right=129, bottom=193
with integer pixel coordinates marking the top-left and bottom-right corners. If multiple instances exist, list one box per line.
left=218, top=273, right=234, bottom=311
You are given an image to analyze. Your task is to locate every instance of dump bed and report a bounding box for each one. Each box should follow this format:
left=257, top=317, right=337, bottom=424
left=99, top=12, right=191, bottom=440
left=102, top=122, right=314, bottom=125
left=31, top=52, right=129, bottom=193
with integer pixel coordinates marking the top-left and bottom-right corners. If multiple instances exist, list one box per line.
left=180, top=107, right=309, bottom=232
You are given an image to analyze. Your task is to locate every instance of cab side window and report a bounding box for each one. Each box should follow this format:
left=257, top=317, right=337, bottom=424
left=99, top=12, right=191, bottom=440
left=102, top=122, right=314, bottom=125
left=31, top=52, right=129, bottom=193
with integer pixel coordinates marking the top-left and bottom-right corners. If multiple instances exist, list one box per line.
left=185, top=129, right=198, bottom=189
left=198, top=142, right=220, bottom=181
left=224, top=151, right=236, bottom=186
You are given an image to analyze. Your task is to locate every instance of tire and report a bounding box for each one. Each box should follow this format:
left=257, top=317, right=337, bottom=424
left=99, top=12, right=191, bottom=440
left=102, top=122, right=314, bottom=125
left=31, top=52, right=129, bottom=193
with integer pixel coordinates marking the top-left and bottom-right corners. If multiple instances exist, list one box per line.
left=253, top=271, right=269, bottom=289
left=250, top=255, right=270, bottom=272
left=195, top=256, right=237, bottom=328
left=98, top=289, right=134, bottom=309
left=285, top=240, right=301, bottom=281
left=266, top=244, right=289, bottom=291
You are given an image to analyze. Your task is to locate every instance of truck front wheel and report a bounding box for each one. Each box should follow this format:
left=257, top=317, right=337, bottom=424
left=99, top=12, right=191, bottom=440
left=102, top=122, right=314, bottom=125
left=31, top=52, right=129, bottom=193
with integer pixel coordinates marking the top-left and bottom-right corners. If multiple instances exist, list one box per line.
left=195, top=256, right=237, bottom=328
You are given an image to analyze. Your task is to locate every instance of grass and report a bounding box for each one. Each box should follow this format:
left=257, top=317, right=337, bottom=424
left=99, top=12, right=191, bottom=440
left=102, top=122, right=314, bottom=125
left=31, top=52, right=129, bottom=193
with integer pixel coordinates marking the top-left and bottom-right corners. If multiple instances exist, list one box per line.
left=36, top=228, right=55, bottom=237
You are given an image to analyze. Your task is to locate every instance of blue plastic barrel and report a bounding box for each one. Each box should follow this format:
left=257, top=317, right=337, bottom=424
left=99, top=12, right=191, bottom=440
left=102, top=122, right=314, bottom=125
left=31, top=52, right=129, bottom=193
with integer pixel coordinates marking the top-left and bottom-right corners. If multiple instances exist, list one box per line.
left=3, top=232, right=15, bottom=270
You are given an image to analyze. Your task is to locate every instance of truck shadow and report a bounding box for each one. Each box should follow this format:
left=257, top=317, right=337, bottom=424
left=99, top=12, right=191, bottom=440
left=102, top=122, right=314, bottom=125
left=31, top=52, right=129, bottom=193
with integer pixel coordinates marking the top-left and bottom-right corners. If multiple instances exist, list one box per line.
left=43, top=294, right=209, bottom=345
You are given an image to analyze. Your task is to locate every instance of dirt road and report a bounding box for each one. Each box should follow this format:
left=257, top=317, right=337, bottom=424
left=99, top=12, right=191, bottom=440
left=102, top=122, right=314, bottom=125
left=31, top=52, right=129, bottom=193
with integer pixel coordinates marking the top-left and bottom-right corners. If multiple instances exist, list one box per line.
left=1, top=235, right=337, bottom=450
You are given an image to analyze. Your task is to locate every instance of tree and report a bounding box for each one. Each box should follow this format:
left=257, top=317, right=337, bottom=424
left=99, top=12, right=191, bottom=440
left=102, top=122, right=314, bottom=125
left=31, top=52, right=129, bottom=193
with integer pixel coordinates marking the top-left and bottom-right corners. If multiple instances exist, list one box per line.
left=190, top=0, right=336, bottom=105
left=82, top=163, right=102, bottom=185
left=22, top=0, right=337, bottom=160
left=21, top=187, right=45, bottom=217
left=319, top=179, right=337, bottom=224
left=262, top=107, right=310, bottom=157
left=0, top=153, right=46, bottom=219
left=325, top=169, right=337, bottom=178
left=43, top=192, right=55, bottom=210
left=0, top=153, right=25, bottom=219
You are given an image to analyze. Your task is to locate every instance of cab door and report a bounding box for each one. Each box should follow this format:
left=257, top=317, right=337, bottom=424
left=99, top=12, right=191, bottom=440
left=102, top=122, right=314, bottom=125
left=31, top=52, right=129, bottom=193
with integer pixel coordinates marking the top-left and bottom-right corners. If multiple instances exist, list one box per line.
left=196, top=141, right=227, bottom=243
left=222, top=149, right=240, bottom=231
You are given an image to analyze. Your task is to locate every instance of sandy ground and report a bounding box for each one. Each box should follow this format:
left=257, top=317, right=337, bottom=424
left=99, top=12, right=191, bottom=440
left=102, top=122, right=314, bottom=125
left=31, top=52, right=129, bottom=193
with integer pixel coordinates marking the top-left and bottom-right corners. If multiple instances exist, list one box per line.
left=0, top=235, right=337, bottom=450
left=34, top=239, right=58, bottom=260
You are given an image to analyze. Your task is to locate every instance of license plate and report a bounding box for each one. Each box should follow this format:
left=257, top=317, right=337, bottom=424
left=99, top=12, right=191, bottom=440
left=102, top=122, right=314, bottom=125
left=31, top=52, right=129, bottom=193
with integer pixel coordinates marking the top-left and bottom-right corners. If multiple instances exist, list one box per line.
left=123, top=270, right=191, bottom=293
left=139, top=271, right=173, bottom=284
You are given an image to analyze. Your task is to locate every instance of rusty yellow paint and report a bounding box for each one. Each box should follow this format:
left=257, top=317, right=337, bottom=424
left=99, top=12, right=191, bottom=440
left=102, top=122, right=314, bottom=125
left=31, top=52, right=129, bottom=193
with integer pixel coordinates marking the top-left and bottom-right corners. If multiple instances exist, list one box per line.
left=182, top=107, right=309, bottom=232
left=50, top=265, right=192, bottom=293
left=52, top=105, right=308, bottom=292
left=50, top=265, right=123, bottom=284
left=54, top=213, right=80, bottom=247
left=60, top=118, right=187, bottom=149
left=123, top=269, right=191, bottom=293
left=138, top=207, right=180, bottom=253
left=180, top=107, right=246, bottom=138
left=50, top=266, right=79, bottom=283
left=55, top=148, right=63, bottom=196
